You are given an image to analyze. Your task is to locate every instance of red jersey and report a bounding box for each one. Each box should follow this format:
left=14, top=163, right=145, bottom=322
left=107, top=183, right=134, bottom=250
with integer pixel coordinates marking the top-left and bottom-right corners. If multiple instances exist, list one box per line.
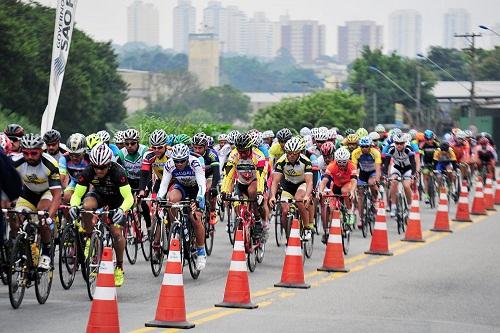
left=451, top=141, right=470, bottom=163
left=325, top=160, right=357, bottom=187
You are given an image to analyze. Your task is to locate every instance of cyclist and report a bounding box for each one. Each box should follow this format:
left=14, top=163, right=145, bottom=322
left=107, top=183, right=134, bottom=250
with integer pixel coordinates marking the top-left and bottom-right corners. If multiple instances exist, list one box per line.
left=369, top=132, right=382, bottom=150
left=43, top=129, right=66, bottom=162
left=69, top=143, right=133, bottom=287
left=192, top=132, right=220, bottom=225
left=383, top=133, right=417, bottom=217
left=316, top=141, right=335, bottom=243
left=4, top=123, right=25, bottom=154
left=318, top=147, right=358, bottom=225
left=351, top=136, right=381, bottom=226
left=269, top=136, right=314, bottom=239
left=59, top=133, right=90, bottom=204
left=157, top=143, right=207, bottom=270
left=113, top=131, right=125, bottom=150
left=343, top=134, right=359, bottom=154
left=0, top=133, right=13, bottom=156
left=451, top=130, right=472, bottom=184
left=374, top=124, right=387, bottom=142
left=0, top=148, right=22, bottom=248
left=433, top=141, right=459, bottom=189
left=269, top=128, right=292, bottom=165
left=215, top=133, right=228, bottom=153
left=117, top=128, right=148, bottom=191
left=11, top=134, right=61, bottom=270
left=472, top=136, right=497, bottom=179
left=262, top=130, right=275, bottom=149
left=419, top=130, right=440, bottom=203
left=97, top=130, right=120, bottom=156
left=219, top=130, right=239, bottom=171
left=220, top=133, right=268, bottom=240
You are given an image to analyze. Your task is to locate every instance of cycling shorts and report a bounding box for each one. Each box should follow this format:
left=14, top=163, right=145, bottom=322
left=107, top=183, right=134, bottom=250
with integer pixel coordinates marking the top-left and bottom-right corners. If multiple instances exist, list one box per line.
left=15, top=188, right=52, bottom=211
left=358, top=170, right=376, bottom=184
left=281, top=181, right=307, bottom=200
left=84, top=191, right=123, bottom=210
left=435, top=161, right=453, bottom=173
left=170, top=183, right=198, bottom=201
left=390, top=165, right=412, bottom=179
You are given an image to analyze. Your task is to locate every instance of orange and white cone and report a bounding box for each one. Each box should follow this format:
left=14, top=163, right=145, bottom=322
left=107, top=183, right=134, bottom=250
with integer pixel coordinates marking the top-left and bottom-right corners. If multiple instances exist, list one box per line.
left=471, top=176, right=487, bottom=215
left=402, top=192, right=425, bottom=242
left=484, top=175, right=496, bottom=211
left=495, top=175, right=500, bottom=205
left=87, top=247, right=120, bottom=333
left=145, top=238, right=195, bottom=329
left=453, top=180, right=472, bottom=222
left=365, top=200, right=393, bottom=256
left=215, top=229, right=258, bottom=309
left=317, top=209, right=349, bottom=272
left=430, top=187, right=452, bottom=232
left=275, top=219, right=311, bottom=289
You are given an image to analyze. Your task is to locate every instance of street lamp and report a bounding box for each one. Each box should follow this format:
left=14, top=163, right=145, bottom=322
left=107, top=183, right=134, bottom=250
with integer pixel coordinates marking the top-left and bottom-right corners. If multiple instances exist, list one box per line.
left=368, top=66, right=417, bottom=103
left=479, top=25, right=500, bottom=37
left=416, top=53, right=470, bottom=92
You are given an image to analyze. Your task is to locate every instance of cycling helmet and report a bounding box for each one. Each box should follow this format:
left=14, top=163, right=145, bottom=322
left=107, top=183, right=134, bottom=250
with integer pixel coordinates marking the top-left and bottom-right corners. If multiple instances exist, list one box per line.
left=276, top=128, right=292, bottom=142
left=344, top=128, right=355, bottom=136
left=451, top=128, right=460, bottom=136
left=86, top=133, right=102, bottom=150
left=456, top=130, right=467, bottom=140
left=192, top=132, right=209, bottom=146
left=328, top=128, right=337, bottom=140
left=0, top=133, right=12, bottom=153
left=149, top=129, right=167, bottom=146
left=252, top=131, right=263, bottom=147
left=368, top=132, right=380, bottom=141
left=416, top=132, right=425, bottom=142
left=408, top=129, right=418, bottom=140
left=393, top=133, right=406, bottom=143
left=97, top=130, right=111, bottom=143
left=336, top=135, right=344, bottom=142
left=43, top=129, right=61, bottom=144
left=299, top=127, right=311, bottom=137
left=4, top=123, right=25, bottom=139
left=123, top=128, right=140, bottom=141
left=424, top=129, right=434, bottom=140
left=479, top=137, right=489, bottom=145
left=166, top=134, right=176, bottom=146
left=171, top=143, right=190, bottom=160
left=207, top=136, right=214, bottom=147
left=218, top=133, right=228, bottom=142
left=227, top=130, right=240, bottom=144
left=359, top=136, right=373, bottom=147
left=174, top=133, right=192, bottom=145
left=235, top=133, right=253, bottom=150
left=464, top=130, right=473, bottom=138
left=314, top=129, right=329, bottom=141
left=21, top=133, right=44, bottom=149
left=334, top=147, right=350, bottom=162
left=356, top=128, right=368, bottom=138
left=89, top=143, right=113, bottom=166
left=390, top=128, right=402, bottom=138
left=113, top=131, right=124, bottom=144
left=443, top=133, right=452, bottom=143
left=320, top=141, right=335, bottom=156
left=440, top=142, right=450, bottom=151
left=262, top=130, right=274, bottom=139
left=311, top=127, right=320, bottom=138
left=345, top=134, right=359, bottom=144
left=374, top=124, right=385, bottom=133
left=284, top=136, right=303, bottom=153
left=66, top=133, right=86, bottom=154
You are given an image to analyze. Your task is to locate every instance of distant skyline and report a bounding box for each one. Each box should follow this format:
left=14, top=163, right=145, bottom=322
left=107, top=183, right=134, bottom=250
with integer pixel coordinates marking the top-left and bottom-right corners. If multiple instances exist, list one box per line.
left=36, top=0, right=499, bottom=54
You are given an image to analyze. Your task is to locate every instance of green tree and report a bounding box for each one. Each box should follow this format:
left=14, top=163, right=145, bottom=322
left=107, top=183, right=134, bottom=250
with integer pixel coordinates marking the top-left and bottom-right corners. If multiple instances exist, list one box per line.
left=0, top=0, right=127, bottom=138
left=424, top=46, right=469, bottom=81
left=196, top=85, right=251, bottom=122
left=252, top=90, right=365, bottom=132
left=476, top=46, right=500, bottom=80
left=117, top=43, right=188, bottom=72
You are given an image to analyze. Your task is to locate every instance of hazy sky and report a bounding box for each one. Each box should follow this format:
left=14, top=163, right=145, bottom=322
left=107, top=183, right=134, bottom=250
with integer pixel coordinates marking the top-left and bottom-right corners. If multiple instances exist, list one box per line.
left=37, top=0, right=500, bottom=54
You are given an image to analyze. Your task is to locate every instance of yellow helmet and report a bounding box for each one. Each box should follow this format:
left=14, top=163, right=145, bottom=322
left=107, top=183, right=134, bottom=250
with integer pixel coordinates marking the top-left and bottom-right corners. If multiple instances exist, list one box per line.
left=345, top=133, right=359, bottom=144
left=86, top=133, right=102, bottom=150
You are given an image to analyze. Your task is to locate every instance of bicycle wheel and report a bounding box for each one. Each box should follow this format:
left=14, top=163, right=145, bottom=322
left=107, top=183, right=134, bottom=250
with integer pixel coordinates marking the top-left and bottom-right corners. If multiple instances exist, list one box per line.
left=429, top=177, right=436, bottom=209
left=256, top=241, right=265, bottom=264
left=274, top=202, right=285, bottom=247
left=204, top=210, right=214, bottom=256
left=246, top=227, right=257, bottom=273
left=35, top=233, right=55, bottom=304
left=86, top=234, right=103, bottom=301
left=396, top=192, right=404, bottom=234
left=124, top=214, right=138, bottom=265
left=303, top=228, right=314, bottom=259
left=8, top=236, right=28, bottom=309
left=341, top=215, right=351, bottom=255
left=361, top=194, right=369, bottom=238
left=78, top=233, right=89, bottom=282
left=138, top=210, right=151, bottom=261
left=187, top=224, right=200, bottom=279
left=314, top=202, right=321, bottom=235
left=58, top=225, right=78, bottom=290
left=0, top=243, right=9, bottom=285
left=149, top=218, right=164, bottom=277
left=226, top=204, right=236, bottom=245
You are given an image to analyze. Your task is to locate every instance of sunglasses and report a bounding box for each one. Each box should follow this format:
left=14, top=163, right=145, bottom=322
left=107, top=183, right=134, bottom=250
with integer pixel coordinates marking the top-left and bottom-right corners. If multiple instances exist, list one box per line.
left=316, top=140, right=326, bottom=144
left=360, top=145, right=371, bottom=148
left=125, top=141, right=138, bottom=146
left=151, top=146, right=164, bottom=150
left=396, top=142, right=405, bottom=145
left=46, top=142, right=59, bottom=147
left=337, top=161, right=348, bottom=167
left=69, top=153, right=83, bottom=158
left=93, top=164, right=109, bottom=170
left=173, top=159, right=188, bottom=164
left=22, top=150, right=41, bottom=157
left=8, top=137, right=19, bottom=142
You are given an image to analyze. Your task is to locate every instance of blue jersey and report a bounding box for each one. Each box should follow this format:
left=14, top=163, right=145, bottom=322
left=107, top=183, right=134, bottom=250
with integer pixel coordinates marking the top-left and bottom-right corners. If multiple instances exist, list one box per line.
left=258, top=145, right=270, bottom=158
left=59, top=153, right=90, bottom=185
left=109, top=143, right=120, bottom=156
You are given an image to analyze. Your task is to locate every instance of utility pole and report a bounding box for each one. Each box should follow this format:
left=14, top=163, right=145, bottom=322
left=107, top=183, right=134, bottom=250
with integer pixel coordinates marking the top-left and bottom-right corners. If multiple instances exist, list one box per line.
left=455, top=32, right=482, bottom=126
left=416, top=65, right=421, bottom=129
left=373, top=92, right=377, bottom=127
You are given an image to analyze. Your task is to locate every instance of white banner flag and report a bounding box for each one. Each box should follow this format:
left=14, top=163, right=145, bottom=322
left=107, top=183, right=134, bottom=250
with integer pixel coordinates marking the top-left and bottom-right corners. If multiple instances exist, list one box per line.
left=40, top=0, right=78, bottom=135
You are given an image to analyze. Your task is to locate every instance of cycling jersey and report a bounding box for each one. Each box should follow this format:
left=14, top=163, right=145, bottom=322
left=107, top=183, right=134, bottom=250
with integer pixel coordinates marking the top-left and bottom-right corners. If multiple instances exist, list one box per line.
left=12, top=153, right=61, bottom=194
left=419, top=141, right=439, bottom=165
left=269, top=142, right=284, bottom=161
left=451, top=142, right=470, bottom=163
left=383, top=144, right=415, bottom=170
left=139, top=150, right=169, bottom=192
left=351, top=147, right=381, bottom=172
left=59, top=153, right=91, bottom=188
left=200, top=148, right=220, bottom=178
left=157, top=155, right=206, bottom=199
left=273, top=154, right=312, bottom=184
left=324, top=160, right=357, bottom=188
left=433, top=148, right=457, bottom=162
left=117, top=144, right=148, bottom=189
left=472, top=145, right=497, bottom=162
left=221, top=147, right=267, bottom=194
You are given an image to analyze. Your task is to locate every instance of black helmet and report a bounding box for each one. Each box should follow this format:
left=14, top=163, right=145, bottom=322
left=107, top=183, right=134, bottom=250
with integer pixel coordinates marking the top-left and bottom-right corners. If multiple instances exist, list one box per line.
left=276, top=128, right=292, bottom=142
left=440, top=142, right=450, bottom=151
left=344, top=128, right=355, bottom=136
left=21, top=133, right=44, bottom=149
left=43, top=129, right=61, bottom=144
left=4, top=123, right=25, bottom=139
left=235, top=133, right=253, bottom=150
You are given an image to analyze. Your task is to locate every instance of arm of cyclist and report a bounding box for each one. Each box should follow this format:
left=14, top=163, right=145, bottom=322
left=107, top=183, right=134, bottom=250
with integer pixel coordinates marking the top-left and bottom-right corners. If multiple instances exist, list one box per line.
left=209, top=161, right=220, bottom=196
left=139, top=154, right=153, bottom=195
left=0, top=150, right=22, bottom=202
left=194, top=159, right=207, bottom=207
left=269, top=172, right=283, bottom=207
left=156, top=167, right=172, bottom=200
left=119, top=184, right=134, bottom=212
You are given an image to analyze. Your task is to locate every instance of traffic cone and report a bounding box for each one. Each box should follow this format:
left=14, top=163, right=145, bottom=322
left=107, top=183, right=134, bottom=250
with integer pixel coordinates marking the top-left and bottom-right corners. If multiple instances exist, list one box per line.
left=365, top=200, right=393, bottom=256
left=215, top=229, right=258, bottom=309
left=145, top=238, right=195, bottom=329
left=430, top=187, right=452, bottom=232
left=86, top=247, right=120, bottom=333
left=471, top=176, right=487, bottom=215
left=484, top=174, right=496, bottom=211
left=453, top=180, right=472, bottom=222
left=317, top=209, right=349, bottom=272
left=495, top=176, right=500, bottom=205
left=274, top=219, right=311, bottom=289
left=402, top=192, right=425, bottom=242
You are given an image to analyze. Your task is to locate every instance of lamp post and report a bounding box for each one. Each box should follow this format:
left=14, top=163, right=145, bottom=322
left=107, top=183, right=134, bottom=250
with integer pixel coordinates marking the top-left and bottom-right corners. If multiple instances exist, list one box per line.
left=479, top=25, right=500, bottom=37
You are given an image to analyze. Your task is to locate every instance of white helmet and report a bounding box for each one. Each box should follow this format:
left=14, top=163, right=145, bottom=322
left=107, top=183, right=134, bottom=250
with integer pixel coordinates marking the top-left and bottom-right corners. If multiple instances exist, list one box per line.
left=66, top=133, right=87, bottom=154
left=334, top=147, right=350, bottom=162
left=393, top=133, right=406, bottom=143
left=171, top=143, right=190, bottom=160
left=314, top=128, right=329, bottom=141
left=327, top=128, right=337, bottom=140
left=218, top=133, right=228, bottom=141
left=97, top=130, right=111, bottom=143
left=113, top=131, right=124, bottom=144
left=456, top=130, right=467, bottom=140
left=262, top=130, right=274, bottom=139
left=374, top=124, right=385, bottom=132
left=89, top=143, right=113, bottom=166
left=408, top=129, right=417, bottom=140
left=227, top=130, right=240, bottom=144
left=123, top=128, right=140, bottom=141
left=299, top=127, right=311, bottom=137
left=284, top=136, right=304, bottom=152
left=149, top=129, right=167, bottom=146
left=368, top=132, right=380, bottom=141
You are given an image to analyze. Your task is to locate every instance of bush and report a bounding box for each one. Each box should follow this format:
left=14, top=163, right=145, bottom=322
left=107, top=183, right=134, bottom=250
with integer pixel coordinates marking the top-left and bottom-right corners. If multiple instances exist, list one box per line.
left=0, top=106, right=39, bottom=134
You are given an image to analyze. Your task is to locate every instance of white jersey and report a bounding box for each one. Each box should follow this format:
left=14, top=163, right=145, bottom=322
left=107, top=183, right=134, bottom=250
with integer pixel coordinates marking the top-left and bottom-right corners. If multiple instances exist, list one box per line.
left=157, top=155, right=206, bottom=199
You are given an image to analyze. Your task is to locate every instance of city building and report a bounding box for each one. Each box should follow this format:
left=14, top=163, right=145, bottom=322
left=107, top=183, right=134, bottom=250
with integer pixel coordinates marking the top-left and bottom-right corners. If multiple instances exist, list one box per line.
left=127, top=0, right=159, bottom=46
left=280, top=17, right=326, bottom=64
left=338, top=20, right=383, bottom=64
left=388, top=10, right=422, bottom=58
left=188, top=33, right=220, bottom=89
left=443, top=9, right=471, bottom=49
left=246, top=12, right=279, bottom=59
left=173, top=0, right=196, bottom=53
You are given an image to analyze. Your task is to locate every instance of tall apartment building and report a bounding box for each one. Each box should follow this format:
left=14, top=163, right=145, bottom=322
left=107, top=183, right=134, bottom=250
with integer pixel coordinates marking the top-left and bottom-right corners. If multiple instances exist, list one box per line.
left=173, top=0, right=196, bottom=53
left=188, top=33, right=220, bottom=89
left=246, top=12, right=280, bottom=59
left=280, top=18, right=326, bottom=64
left=388, top=10, right=422, bottom=58
left=443, top=9, right=471, bottom=49
left=338, top=20, right=383, bottom=64
left=127, top=0, right=160, bottom=46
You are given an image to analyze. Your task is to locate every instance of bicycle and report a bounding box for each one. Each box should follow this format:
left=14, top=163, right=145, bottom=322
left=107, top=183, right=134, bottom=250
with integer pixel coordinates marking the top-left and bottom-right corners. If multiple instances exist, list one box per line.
left=321, top=194, right=352, bottom=255
left=143, top=198, right=170, bottom=277
left=224, top=197, right=265, bottom=272
left=123, top=196, right=151, bottom=265
left=217, top=192, right=236, bottom=245
left=357, top=184, right=376, bottom=238
left=389, top=177, right=409, bottom=234
left=2, top=209, right=55, bottom=309
left=280, top=198, right=314, bottom=262
left=202, top=199, right=215, bottom=256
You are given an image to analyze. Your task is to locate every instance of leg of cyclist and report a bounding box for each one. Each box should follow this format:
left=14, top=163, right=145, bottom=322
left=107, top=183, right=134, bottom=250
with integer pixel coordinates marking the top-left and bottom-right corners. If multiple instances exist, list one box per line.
left=389, top=167, right=400, bottom=217
left=294, top=183, right=313, bottom=239
left=402, top=171, right=413, bottom=205
left=246, top=180, right=265, bottom=240
left=341, top=181, right=356, bottom=225
left=206, top=178, right=217, bottom=225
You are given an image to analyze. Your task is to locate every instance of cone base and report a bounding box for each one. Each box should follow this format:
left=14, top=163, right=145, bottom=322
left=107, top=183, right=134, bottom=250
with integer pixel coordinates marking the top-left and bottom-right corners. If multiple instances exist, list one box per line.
left=401, top=238, right=425, bottom=242
left=364, top=250, right=393, bottom=256
left=317, top=266, right=349, bottom=273
left=145, top=320, right=195, bottom=329
left=214, top=301, right=258, bottom=309
left=430, top=228, right=453, bottom=233
left=470, top=212, right=487, bottom=215
left=452, top=218, right=472, bottom=222
left=274, top=282, right=311, bottom=289
left=486, top=207, right=497, bottom=211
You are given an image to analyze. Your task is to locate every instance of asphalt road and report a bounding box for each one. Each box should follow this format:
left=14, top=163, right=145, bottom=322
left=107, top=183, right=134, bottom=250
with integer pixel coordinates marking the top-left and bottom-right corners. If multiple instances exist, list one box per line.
left=1, top=196, right=499, bottom=333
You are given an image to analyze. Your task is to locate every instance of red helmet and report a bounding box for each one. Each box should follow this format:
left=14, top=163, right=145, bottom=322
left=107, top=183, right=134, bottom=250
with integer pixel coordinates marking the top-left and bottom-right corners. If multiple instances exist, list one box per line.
left=320, top=141, right=335, bottom=156
left=479, top=137, right=489, bottom=145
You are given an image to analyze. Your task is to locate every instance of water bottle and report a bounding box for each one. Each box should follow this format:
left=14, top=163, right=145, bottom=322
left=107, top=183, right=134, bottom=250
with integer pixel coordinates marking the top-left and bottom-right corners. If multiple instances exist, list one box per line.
left=183, top=225, right=189, bottom=242
left=31, top=243, right=39, bottom=266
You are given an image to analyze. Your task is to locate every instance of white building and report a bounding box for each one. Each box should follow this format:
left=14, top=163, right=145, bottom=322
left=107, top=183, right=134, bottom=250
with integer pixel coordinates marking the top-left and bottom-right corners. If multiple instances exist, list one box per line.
left=246, top=12, right=279, bottom=59
left=443, top=9, right=471, bottom=49
left=280, top=17, right=326, bottom=64
left=173, top=0, right=196, bottom=53
left=127, top=1, right=159, bottom=46
left=388, top=10, right=422, bottom=58
left=338, top=20, right=383, bottom=64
